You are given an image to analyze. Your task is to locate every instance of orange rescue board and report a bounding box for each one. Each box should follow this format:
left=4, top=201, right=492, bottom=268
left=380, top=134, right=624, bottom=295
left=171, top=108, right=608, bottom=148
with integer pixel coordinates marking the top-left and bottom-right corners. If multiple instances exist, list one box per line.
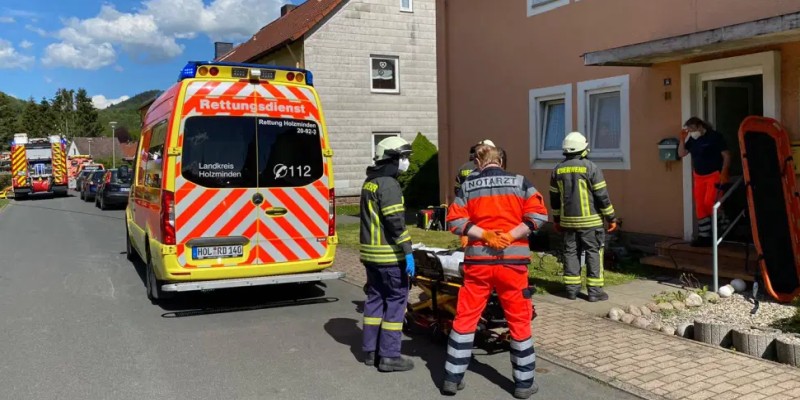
left=739, top=116, right=800, bottom=303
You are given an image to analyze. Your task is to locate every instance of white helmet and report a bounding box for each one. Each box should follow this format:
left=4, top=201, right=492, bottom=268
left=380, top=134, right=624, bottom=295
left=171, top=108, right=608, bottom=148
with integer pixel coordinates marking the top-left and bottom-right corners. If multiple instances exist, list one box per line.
left=375, top=136, right=412, bottom=161
left=478, top=139, right=495, bottom=148
left=562, top=131, right=588, bottom=154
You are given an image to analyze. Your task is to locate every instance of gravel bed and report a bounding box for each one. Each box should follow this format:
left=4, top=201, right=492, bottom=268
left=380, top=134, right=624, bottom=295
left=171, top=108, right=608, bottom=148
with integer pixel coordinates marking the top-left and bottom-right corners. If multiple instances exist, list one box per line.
left=779, top=334, right=800, bottom=345
left=655, top=293, right=797, bottom=330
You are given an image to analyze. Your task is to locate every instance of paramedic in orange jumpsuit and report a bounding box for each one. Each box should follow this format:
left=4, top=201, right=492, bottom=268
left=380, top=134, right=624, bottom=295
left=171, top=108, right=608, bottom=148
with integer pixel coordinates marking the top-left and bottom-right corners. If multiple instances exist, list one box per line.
left=678, top=117, right=731, bottom=247
left=444, top=145, right=548, bottom=399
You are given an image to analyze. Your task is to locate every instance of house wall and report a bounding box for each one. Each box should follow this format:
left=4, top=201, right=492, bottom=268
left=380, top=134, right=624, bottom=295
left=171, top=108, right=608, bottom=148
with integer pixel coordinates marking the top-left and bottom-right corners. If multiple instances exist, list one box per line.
left=303, top=0, right=438, bottom=197
left=252, top=40, right=305, bottom=68
left=437, top=0, right=800, bottom=238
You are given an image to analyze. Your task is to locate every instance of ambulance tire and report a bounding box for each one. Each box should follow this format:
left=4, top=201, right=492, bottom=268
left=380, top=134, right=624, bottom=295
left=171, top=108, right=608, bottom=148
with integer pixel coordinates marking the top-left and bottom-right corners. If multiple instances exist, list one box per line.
left=79, top=190, right=84, bottom=200
left=125, top=224, right=139, bottom=263
left=146, top=246, right=174, bottom=302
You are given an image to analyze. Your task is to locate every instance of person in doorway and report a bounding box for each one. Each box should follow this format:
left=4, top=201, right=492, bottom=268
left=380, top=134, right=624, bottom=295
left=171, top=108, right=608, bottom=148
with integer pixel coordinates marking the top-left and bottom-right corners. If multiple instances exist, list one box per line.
left=359, top=136, right=416, bottom=372
left=678, top=116, right=731, bottom=247
left=550, top=132, right=618, bottom=302
left=445, top=144, right=548, bottom=399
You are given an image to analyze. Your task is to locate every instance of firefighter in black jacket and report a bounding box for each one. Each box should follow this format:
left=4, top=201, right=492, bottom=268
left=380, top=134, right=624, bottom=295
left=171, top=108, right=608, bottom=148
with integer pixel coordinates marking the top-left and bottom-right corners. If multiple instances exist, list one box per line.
left=550, top=132, right=618, bottom=302
left=454, top=139, right=495, bottom=197
left=360, top=136, right=415, bottom=372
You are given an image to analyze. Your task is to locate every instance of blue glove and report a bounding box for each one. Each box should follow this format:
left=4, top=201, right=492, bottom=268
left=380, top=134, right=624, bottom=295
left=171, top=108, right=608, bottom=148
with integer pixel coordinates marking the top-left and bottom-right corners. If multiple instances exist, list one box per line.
left=405, top=254, right=416, bottom=276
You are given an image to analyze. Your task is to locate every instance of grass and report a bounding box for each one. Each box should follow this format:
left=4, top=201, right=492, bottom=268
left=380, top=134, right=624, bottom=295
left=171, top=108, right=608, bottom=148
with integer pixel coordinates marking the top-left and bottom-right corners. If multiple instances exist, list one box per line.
left=335, top=204, right=360, bottom=217
left=336, top=222, right=646, bottom=294
left=0, top=199, right=7, bottom=210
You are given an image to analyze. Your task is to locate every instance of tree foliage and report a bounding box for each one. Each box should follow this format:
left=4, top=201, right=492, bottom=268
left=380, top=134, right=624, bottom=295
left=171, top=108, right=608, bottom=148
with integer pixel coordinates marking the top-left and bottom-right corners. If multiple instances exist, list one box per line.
left=398, top=133, right=440, bottom=208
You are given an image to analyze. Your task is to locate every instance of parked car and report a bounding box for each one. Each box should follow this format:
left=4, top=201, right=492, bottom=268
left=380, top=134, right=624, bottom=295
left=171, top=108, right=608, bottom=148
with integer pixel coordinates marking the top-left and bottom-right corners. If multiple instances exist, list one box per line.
left=95, top=167, right=133, bottom=210
left=75, top=170, right=94, bottom=193
left=80, top=170, right=106, bottom=202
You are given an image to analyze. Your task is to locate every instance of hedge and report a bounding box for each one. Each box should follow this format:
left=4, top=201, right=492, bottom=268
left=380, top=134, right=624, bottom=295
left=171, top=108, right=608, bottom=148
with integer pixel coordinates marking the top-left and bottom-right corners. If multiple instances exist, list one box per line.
left=0, top=173, right=10, bottom=189
left=398, top=133, right=439, bottom=208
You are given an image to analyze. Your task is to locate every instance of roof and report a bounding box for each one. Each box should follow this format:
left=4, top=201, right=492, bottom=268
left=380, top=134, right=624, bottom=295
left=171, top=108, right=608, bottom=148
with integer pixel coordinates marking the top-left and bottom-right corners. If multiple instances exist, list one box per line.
left=119, top=142, right=138, bottom=161
left=70, top=137, right=123, bottom=161
left=219, top=0, right=345, bottom=63
left=583, top=11, right=800, bottom=66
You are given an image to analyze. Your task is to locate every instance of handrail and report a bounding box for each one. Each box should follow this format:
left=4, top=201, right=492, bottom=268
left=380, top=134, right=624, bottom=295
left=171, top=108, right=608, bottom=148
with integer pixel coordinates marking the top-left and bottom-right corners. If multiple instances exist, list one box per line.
left=712, top=176, right=744, bottom=292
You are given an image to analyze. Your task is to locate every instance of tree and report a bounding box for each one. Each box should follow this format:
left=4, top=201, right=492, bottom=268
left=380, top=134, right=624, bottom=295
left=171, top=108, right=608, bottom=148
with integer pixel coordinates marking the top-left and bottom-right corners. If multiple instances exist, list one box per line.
left=51, top=88, right=75, bottom=138
left=398, top=133, right=440, bottom=208
left=20, top=98, right=42, bottom=137
left=0, top=93, right=17, bottom=148
left=74, top=88, right=102, bottom=137
left=38, top=97, right=58, bottom=136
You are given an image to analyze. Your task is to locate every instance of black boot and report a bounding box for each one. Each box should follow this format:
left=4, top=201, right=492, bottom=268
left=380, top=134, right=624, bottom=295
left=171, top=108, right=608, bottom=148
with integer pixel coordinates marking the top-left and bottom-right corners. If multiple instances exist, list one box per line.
left=513, top=382, right=540, bottom=399
left=440, top=380, right=466, bottom=396
left=588, top=290, right=609, bottom=302
left=378, top=356, right=414, bottom=372
left=364, top=351, right=376, bottom=366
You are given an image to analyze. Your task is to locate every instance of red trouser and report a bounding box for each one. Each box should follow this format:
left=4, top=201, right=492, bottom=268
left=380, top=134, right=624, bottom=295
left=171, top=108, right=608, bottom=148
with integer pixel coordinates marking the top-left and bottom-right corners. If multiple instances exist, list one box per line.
left=452, top=264, right=532, bottom=341
left=693, top=171, right=721, bottom=220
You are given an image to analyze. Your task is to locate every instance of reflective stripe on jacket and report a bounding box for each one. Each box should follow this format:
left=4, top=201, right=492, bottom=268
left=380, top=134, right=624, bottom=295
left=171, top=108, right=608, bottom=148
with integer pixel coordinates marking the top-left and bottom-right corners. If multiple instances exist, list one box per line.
left=446, top=167, right=548, bottom=266
left=359, top=175, right=412, bottom=265
left=549, top=157, right=616, bottom=229
left=454, top=161, right=476, bottom=196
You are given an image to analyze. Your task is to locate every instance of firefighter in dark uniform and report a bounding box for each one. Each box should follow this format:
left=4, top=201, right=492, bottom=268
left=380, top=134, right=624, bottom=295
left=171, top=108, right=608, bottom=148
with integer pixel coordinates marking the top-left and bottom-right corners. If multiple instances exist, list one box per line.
left=360, top=136, right=415, bottom=372
left=454, top=139, right=496, bottom=197
left=445, top=144, right=548, bottom=399
left=550, top=132, right=618, bottom=302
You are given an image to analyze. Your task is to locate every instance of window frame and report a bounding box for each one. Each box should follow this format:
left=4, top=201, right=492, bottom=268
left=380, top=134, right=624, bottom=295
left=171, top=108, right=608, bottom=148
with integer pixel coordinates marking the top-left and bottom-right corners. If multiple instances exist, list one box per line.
left=529, top=84, right=572, bottom=168
left=369, top=55, right=401, bottom=94
left=371, top=132, right=401, bottom=161
left=527, top=0, right=570, bottom=17
left=400, top=0, right=413, bottom=12
left=577, top=75, right=630, bottom=170
left=145, top=120, right=168, bottom=188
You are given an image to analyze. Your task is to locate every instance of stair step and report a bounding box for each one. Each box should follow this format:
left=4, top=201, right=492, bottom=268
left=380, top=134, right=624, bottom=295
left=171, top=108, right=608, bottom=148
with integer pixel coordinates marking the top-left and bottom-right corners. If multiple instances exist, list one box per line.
left=640, top=255, right=754, bottom=282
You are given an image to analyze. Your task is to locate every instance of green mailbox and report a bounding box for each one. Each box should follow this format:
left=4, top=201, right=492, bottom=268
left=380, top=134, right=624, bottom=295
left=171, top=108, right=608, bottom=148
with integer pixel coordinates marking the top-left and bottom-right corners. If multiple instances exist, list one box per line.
left=658, top=138, right=680, bottom=161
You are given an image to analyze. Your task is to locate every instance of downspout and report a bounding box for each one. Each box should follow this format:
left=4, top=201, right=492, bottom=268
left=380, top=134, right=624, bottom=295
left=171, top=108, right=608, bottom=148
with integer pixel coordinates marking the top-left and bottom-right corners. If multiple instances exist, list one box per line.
left=436, top=0, right=451, bottom=204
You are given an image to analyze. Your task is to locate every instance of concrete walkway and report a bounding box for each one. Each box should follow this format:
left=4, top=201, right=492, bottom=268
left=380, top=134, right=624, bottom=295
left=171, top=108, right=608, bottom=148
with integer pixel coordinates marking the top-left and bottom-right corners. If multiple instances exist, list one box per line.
left=331, top=247, right=800, bottom=400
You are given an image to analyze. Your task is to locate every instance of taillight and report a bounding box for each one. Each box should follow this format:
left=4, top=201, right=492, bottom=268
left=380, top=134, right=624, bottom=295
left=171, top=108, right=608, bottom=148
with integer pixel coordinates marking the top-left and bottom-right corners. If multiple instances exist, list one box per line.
left=286, top=72, right=296, bottom=81
left=161, top=190, right=176, bottom=245
left=328, top=188, right=335, bottom=236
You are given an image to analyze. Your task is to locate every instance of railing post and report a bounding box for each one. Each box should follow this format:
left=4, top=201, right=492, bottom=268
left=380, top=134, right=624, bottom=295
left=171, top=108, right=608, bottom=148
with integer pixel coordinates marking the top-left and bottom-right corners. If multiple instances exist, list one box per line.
left=712, top=202, right=719, bottom=292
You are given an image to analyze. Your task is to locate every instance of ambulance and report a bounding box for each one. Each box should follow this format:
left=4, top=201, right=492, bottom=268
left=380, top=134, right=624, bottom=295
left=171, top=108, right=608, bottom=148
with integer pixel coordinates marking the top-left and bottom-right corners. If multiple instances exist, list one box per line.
left=126, top=61, right=344, bottom=302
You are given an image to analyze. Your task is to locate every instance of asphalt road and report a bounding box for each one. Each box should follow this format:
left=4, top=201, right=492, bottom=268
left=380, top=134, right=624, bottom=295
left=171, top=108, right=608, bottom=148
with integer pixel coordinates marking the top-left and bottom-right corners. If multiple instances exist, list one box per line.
left=0, top=195, right=639, bottom=400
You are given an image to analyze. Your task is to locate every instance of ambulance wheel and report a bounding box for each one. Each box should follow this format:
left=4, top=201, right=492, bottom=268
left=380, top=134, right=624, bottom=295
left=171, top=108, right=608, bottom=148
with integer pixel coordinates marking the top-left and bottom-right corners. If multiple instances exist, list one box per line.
left=125, top=224, right=138, bottom=262
left=145, top=248, right=173, bottom=302
left=79, top=190, right=84, bottom=200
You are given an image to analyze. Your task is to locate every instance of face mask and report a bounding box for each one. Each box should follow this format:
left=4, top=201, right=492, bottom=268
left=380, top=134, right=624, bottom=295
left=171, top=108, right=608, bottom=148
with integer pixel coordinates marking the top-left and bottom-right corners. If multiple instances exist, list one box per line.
left=689, top=131, right=701, bottom=140
left=398, top=158, right=410, bottom=172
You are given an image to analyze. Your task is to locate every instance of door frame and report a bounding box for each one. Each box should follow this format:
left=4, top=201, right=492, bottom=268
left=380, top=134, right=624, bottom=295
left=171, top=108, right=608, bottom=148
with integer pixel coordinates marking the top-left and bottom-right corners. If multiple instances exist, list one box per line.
left=680, top=51, right=780, bottom=240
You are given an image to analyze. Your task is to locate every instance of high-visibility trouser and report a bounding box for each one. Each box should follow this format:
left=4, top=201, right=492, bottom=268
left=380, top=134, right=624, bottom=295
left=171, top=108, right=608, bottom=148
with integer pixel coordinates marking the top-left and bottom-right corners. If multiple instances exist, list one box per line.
left=693, top=171, right=729, bottom=238
left=444, top=265, right=536, bottom=389
left=362, top=264, right=409, bottom=358
left=563, top=227, right=605, bottom=296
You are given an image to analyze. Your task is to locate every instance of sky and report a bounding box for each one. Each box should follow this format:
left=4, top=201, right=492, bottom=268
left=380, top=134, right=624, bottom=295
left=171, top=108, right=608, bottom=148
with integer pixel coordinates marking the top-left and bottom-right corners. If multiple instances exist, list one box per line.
left=0, top=0, right=305, bottom=109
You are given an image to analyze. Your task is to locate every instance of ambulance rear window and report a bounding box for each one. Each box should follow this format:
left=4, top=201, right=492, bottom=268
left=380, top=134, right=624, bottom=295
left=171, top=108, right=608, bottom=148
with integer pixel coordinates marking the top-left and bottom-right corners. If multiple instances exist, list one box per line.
left=181, top=116, right=323, bottom=188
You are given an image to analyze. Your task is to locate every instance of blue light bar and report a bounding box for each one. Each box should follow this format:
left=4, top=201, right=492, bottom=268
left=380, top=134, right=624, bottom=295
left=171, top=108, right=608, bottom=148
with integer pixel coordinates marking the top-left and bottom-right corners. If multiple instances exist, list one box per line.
left=177, top=61, right=314, bottom=86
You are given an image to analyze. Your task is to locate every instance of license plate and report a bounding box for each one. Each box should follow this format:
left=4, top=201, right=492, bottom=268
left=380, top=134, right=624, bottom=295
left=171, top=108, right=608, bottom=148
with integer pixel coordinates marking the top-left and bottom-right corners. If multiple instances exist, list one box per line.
left=192, top=245, right=244, bottom=260
left=120, top=187, right=130, bottom=192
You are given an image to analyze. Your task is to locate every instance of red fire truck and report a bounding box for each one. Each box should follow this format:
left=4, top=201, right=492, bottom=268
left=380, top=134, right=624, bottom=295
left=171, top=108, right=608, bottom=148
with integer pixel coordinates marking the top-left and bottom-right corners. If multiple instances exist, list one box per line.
left=10, top=133, right=69, bottom=199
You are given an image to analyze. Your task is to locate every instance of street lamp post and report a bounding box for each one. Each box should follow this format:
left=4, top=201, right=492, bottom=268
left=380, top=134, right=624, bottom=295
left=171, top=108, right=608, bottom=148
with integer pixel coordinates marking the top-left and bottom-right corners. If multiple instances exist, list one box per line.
left=87, top=138, right=92, bottom=158
left=110, top=121, right=117, bottom=168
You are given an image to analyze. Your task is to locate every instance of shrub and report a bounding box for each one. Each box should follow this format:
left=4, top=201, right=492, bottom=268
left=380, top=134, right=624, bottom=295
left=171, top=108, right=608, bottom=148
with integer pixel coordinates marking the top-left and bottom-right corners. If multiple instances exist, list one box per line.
left=398, top=133, right=439, bottom=208
left=0, top=173, right=11, bottom=189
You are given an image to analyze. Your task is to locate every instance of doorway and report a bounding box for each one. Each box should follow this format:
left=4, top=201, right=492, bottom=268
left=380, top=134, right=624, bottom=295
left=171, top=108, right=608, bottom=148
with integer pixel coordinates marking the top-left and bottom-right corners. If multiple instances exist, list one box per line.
left=680, top=51, right=780, bottom=241
left=701, top=75, right=764, bottom=241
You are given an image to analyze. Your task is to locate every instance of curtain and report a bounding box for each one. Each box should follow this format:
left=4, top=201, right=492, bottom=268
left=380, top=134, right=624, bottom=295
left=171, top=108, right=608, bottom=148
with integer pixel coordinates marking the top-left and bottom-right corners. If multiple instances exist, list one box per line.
left=543, top=101, right=566, bottom=151
left=589, top=92, right=621, bottom=150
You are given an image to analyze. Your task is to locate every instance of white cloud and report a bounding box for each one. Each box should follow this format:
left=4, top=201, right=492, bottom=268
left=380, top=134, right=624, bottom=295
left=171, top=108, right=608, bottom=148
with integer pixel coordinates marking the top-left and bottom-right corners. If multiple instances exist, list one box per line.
left=41, top=0, right=288, bottom=69
left=0, top=16, right=14, bottom=23
left=0, top=39, right=34, bottom=69
left=19, top=40, right=33, bottom=49
left=25, top=24, right=47, bottom=37
left=92, top=94, right=131, bottom=109
left=44, top=76, right=52, bottom=83
left=114, top=65, right=124, bottom=72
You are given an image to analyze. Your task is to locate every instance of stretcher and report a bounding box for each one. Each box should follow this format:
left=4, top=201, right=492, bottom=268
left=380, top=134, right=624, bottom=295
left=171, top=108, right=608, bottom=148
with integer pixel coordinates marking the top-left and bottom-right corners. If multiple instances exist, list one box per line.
left=739, top=116, right=800, bottom=302
left=401, top=245, right=535, bottom=352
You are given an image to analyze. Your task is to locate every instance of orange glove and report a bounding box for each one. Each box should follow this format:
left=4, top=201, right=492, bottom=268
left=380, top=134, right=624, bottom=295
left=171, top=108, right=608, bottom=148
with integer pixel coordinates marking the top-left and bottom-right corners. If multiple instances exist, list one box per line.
left=481, top=230, right=511, bottom=250
left=720, top=170, right=730, bottom=185
left=607, top=221, right=618, bottom=233
left=460, top=236, right=469, bottom=249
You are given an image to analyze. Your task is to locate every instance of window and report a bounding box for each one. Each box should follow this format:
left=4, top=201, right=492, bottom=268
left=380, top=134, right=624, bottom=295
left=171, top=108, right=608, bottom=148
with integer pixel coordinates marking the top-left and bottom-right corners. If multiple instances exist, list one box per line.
left=370, top=56, right=400, bottom=93
left=145, top=122, right=167, bottom=188
left=372, top=132, right=400, bottom=160
left=528, top=0, right=569, bottom=17
left=181, top=116, right=323, bottom=188
left=577, top=75, right=630, bottom=169
left=400, top=0, right=413, bottom=12
left=529, top=84, right=572, bottom=165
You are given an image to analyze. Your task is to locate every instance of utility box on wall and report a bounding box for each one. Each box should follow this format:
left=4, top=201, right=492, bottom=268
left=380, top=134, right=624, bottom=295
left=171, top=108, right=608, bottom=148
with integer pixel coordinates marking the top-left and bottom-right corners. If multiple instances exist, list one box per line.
left=658, top=138, right=680, bottom=161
